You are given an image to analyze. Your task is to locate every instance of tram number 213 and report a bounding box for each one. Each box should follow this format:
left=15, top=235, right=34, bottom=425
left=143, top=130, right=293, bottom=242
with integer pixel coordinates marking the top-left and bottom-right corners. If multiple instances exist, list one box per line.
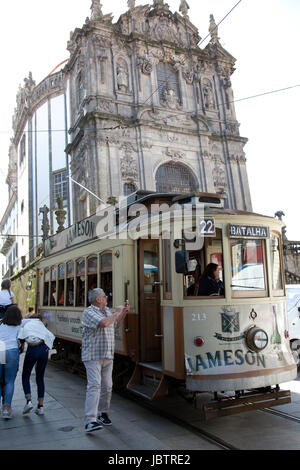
left=192, top=313, right=207, bottom=321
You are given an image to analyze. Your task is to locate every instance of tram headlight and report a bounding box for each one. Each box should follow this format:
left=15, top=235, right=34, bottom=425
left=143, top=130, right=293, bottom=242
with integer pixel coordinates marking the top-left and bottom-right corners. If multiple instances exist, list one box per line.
left=245, top=327, right=268, bottom=353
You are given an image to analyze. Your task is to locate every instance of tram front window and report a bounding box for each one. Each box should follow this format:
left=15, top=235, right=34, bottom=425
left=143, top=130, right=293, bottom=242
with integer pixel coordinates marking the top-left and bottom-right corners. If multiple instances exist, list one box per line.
left=231, top=239, right=266, bottom=292
left=184, top=228, right=224, bottom=297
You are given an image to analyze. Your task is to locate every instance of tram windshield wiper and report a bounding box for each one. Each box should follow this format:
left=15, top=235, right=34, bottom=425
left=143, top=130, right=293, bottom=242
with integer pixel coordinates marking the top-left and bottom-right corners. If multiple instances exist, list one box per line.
left=231, top=284, right=264, bottom=290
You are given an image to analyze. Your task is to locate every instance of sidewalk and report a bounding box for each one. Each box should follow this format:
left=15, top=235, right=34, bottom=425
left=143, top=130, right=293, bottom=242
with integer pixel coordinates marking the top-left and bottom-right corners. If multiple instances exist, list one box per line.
left=0, top=358, right=217, bottom=450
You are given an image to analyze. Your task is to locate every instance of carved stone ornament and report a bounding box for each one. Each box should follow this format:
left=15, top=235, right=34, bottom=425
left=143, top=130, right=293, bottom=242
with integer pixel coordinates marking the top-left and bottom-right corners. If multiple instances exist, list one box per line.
left=127, top=0, right=135, bottom=9
left=161, top=85, right=181, bottom=110
left=149, top=16, right=180, bottom=45
left=137, top=54, right=153, bottom=75
left=225, top=122, right=239, bottom=136
left=209, top=14, right=219, bottom=43
left=93, top=35, right=111, bottom=49
left=96, top=99, right=114, bottom=113
left=183, top=68, right=194, bottom=84
left=120, top=154, right=138, bottom=182
left=165, top=148, right=185, bottom=160
left=213, top=160, right=227, bottom=195
left=55, top=196, right=67, bottom=233
left=179, top=0, right=190, bottom=19
left=12, top=72, right=36, bottom=132
left=91, top=0, right=103, bottom=20
left=141, top=108, right=194, bottom=128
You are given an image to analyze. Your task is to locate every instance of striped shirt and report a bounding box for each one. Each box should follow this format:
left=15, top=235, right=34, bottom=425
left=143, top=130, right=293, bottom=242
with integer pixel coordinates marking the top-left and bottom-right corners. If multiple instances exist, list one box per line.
left=81, top=305, right=115, bottom=362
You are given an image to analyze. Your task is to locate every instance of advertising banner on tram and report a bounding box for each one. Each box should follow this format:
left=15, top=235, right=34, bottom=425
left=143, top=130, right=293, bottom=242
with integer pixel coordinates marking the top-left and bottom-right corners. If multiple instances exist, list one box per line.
left=41, top=309, right=126, bottom=353
left=183, top=302, right=295, bottom=377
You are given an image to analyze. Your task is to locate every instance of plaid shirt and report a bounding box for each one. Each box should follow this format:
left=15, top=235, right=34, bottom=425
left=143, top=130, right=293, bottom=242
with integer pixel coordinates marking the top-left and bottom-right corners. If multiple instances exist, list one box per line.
left=81, top=305, right=115, bottom=362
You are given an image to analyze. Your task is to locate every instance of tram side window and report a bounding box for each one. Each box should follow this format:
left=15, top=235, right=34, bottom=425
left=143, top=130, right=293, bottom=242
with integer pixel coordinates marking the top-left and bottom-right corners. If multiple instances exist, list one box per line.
left=50, top=267, right=57, bottom=306
left=231, top=239, right=266, bottom=294
left=66, top=262, right=75, bottom=306
left=76, top=258, right=85, bottom=307
left=184, top=228, right=224, bottom=297
left=100, top=252, right=112, bottom=308
left=58, top=264, right=65, bottom=305
left=43, top=269, right=50, bottom=305
left=270, top=234, right=283, bottom=292
left=88, top=256, right=98, bottom=304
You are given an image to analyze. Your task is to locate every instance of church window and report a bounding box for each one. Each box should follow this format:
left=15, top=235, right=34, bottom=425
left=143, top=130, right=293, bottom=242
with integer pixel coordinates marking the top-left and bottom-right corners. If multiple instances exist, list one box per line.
left=155, top=163, right=198, bottom=194
left=157, top=63, right=180, bottom=104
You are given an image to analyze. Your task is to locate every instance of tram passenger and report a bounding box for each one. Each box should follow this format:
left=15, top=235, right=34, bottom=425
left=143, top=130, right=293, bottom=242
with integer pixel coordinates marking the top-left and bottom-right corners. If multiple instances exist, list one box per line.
left=197, top=263, right=224, bottom=296
left=0, top=280, right=15, bottom=321
left=18, top=313, right=55, bottom=416
left=81, top=288, right=129, bottom=433
left=0, top=305, right=23, bottom=419
left=25, top=307, right=34, bottom=318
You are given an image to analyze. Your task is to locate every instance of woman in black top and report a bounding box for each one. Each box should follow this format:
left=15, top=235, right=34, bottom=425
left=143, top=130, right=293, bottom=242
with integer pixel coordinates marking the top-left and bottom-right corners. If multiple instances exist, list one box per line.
left=197, top=263, right=224, bottom=296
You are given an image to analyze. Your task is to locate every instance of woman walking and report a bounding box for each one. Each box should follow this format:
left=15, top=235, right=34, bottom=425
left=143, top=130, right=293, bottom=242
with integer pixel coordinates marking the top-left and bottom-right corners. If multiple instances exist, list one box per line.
left=0, top=280, right=15, bottom=320
left=18, top=314, right=55, bottom=415
left=0, top=305, right=23, bottom=419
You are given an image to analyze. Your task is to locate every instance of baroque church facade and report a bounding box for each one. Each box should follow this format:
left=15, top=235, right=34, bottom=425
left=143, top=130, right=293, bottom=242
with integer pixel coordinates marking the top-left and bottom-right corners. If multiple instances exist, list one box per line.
left=66, top=0, right=252, bottom=221
left=1, top=0, right=252, bottom=274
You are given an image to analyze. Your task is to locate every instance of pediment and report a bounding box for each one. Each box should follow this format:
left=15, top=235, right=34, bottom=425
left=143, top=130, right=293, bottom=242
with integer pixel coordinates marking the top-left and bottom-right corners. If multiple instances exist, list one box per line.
left=117, top=3, right=200, bottom=48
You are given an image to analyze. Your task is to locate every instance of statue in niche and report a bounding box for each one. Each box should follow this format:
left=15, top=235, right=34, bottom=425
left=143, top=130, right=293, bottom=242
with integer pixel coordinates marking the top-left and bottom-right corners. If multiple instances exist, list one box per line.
left=161, top=84, right=179, bottom=109
left=117, top=61, right=129, bottom=93
left=203, top=80, right=215, bottom=109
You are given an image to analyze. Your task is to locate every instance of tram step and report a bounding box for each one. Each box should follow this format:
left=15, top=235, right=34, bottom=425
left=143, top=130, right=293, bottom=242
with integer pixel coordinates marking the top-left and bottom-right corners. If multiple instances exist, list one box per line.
left=127, top=364, right=169, bottom=400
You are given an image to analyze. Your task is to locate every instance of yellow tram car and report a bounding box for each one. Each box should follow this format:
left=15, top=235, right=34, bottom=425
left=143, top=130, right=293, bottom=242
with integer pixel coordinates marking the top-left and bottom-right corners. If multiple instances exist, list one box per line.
left=37, top=192, right=297, bottom=419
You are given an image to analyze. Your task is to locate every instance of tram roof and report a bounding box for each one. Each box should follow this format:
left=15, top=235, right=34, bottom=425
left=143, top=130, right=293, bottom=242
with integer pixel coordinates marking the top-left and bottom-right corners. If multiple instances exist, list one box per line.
left=122, top=191, right=274, bottom=219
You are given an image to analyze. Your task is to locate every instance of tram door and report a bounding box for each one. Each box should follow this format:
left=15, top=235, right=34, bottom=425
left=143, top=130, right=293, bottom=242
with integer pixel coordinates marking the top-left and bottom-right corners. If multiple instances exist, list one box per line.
left=139, top=240, right=162, bottom=363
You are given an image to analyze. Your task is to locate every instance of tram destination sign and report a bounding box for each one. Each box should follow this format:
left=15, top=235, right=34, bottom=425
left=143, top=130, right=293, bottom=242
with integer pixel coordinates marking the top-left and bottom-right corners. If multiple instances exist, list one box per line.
left=229, top=224, right=270, bottom=239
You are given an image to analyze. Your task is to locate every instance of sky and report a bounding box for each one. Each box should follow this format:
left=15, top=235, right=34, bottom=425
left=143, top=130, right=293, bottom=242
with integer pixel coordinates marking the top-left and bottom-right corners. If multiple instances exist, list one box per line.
left=0, top=0, right=299, bottom=239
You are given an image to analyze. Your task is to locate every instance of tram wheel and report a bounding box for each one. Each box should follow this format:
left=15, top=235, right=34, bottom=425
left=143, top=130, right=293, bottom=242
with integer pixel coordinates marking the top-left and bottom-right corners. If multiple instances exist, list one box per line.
left=291, top=340, right=300, bottom=368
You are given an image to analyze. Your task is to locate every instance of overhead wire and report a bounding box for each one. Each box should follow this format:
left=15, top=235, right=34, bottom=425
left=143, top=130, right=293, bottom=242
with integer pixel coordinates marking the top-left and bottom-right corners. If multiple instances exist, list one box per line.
left=0, top=80, right=299, bottom=136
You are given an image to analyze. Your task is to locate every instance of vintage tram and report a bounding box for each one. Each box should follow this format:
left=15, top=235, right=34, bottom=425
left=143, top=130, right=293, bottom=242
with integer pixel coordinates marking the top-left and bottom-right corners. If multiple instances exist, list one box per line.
left=36, top=191, right=297, bottom=419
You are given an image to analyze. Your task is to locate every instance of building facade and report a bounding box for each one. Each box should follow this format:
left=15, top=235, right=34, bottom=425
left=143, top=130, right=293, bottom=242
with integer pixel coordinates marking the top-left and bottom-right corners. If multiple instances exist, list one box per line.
left=67, top=0, right=252, bottom=221
left=1, top=0, right=253, bottom=275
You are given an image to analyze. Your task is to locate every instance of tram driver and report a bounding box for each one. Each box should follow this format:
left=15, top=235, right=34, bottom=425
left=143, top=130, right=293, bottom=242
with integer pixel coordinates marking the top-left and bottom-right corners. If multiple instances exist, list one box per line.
left=187, top=263, right=224, bottom=297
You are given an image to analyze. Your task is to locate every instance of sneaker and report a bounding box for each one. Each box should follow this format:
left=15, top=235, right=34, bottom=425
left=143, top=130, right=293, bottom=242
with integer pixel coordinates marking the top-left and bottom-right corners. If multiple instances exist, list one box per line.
left=85, top=422, right=103, bottom=433
left=2, top=409, right=12, bottom=419
left=23, top=401, right=34, bottom=415
left=97, top=413, right=112, bottom=426
left=35, top=407, right=44, bottom=416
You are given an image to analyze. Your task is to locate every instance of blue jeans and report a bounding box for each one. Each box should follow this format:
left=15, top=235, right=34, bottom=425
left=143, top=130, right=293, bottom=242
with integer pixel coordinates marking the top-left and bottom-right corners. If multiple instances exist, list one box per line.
left=0, top=348, right=19, bottom=407
left=22, top=343, right=49, bottom=401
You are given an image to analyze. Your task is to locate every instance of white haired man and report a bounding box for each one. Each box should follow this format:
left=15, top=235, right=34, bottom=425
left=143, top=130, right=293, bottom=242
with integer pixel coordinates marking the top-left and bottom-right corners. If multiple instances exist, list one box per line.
left=81, top=288, right=129, bottom=433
